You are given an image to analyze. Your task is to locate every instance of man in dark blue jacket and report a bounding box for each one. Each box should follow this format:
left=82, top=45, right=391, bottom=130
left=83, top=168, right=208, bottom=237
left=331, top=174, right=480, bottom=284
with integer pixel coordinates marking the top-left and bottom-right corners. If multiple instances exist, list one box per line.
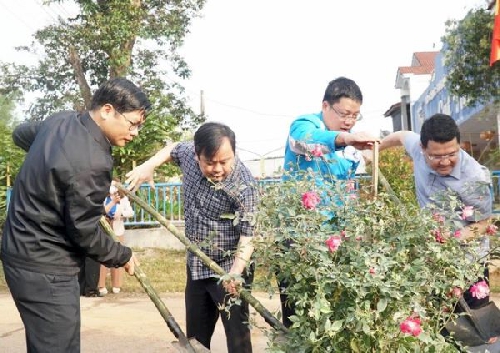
left=1, top=77, right=150, bottom=353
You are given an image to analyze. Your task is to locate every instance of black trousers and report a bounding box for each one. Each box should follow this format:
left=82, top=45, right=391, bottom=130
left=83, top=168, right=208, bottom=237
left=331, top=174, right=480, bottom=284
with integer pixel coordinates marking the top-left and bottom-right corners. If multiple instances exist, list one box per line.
left=78, top=257, right=100, bottom=297
left=3, top=263, right=81, bottom=353
left=277, top=277, right=296, bottom=329
left=276, top=238, right=296, bottom=328
left=185, top=265, right=254, bottom=353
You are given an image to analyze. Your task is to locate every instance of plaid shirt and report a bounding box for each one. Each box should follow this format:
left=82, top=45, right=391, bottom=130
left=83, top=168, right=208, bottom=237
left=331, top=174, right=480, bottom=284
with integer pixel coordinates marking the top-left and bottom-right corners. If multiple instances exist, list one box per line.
left=171, top=142, right=258, bottom=280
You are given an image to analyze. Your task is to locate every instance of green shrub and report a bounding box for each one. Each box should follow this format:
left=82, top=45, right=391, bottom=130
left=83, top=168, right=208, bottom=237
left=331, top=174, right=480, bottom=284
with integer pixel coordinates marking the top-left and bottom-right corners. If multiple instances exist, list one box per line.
left=254, top=168, right=490, bottom=352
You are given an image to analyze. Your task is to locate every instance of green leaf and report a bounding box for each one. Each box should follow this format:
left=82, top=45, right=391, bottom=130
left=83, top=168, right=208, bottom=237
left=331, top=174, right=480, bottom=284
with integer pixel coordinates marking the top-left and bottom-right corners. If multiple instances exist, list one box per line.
left=377, top=297, right=388, bottom=313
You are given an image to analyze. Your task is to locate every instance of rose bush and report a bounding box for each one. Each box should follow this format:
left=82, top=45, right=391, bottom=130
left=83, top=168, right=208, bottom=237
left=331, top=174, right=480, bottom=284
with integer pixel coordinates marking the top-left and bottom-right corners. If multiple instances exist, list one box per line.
left=253, top=168, right=498, bottom=352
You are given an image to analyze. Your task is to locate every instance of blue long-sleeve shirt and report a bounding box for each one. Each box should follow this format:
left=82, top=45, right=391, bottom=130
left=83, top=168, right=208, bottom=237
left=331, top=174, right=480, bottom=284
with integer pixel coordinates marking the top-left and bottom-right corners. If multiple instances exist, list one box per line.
left=283, top=112, right=360, bottom=181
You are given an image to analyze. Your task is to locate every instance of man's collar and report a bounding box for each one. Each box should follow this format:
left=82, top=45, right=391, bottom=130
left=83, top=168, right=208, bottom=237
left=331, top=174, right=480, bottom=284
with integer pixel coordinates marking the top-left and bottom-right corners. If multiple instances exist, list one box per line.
left=81, top=112, right=112, bottom=153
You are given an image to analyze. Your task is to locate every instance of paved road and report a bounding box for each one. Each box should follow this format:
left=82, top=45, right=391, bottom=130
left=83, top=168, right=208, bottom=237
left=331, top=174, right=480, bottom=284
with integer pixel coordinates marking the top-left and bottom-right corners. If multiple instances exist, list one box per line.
left=0, top=292, right=281, bottom=353
left=3, top=292, right=500, bottom=352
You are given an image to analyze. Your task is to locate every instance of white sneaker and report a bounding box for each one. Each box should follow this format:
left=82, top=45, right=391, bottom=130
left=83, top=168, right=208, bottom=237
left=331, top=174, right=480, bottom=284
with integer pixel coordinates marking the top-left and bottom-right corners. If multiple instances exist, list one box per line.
left=98, top=288, right=108, bottom=297
left=112, top=287, right=121, bottom=294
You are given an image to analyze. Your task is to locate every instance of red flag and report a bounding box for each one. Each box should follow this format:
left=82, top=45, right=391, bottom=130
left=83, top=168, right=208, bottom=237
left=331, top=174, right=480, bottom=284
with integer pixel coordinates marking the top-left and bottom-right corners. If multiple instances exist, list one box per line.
left=491, top=0, right=500, bottom=66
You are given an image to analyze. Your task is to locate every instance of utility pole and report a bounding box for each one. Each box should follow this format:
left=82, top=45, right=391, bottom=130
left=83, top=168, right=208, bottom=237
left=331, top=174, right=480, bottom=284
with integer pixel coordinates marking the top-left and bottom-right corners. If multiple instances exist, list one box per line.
left=200, top=90, right=205, bottom=116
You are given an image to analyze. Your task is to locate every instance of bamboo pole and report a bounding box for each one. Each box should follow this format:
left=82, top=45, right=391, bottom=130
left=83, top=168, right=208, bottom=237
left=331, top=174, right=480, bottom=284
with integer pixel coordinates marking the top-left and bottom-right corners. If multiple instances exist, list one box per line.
left=99, top=217, right=205, bottom=353
left=115, top=183, right=289, bottom=334
left=372, top=142, right=379, bottom=198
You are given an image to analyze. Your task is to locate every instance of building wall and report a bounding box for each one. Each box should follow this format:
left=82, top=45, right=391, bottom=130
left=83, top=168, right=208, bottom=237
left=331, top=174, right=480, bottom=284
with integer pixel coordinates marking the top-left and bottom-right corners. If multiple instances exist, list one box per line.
left=411, top=52, right=486, bottom=132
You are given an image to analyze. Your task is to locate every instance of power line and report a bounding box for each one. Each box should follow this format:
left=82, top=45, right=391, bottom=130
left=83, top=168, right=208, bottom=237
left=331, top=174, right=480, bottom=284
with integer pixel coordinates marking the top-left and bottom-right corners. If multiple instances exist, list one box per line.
left=0, top=0, right=38, bottom=32
left=34, top=0, right=61, bottom=23
left=54, top=2, right=74, bottom=18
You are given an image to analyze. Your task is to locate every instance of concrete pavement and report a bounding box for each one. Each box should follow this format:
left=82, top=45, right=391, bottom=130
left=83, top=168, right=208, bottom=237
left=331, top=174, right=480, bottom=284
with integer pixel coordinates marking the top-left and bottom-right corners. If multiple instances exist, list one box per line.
left=3, top=292, right=500, bottom=352
left=0, top=292, right=281, bottom=353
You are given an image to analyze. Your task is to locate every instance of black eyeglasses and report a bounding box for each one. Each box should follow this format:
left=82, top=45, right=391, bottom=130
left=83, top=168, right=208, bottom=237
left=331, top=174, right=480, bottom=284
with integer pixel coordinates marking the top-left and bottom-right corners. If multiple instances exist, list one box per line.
left=330, top=105, right=363, bottom=121
left=116, top=111, right=144, bottom=132
left=425, top=151, right=459, bottom=162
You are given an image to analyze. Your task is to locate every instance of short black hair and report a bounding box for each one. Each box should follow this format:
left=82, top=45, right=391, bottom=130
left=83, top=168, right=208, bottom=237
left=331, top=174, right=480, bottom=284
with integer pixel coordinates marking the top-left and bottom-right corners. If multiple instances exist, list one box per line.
left=194, top=122, right=236, bottom=159
left=90, top=77, right=151, bottom=115
left=323, top=77, right=363, bottom=105
left=420, top=113, right=460, bottom=148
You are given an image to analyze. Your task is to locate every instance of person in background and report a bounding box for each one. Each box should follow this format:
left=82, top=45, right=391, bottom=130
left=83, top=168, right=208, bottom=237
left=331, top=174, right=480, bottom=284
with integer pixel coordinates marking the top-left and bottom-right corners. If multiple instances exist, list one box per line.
left=98, top=181, right=135, bottom=296
left=125, top=122, right=258, bottom=353
left=376, top=113, right=492, bottom=309
left=280, top=76, right=379, bottom=328
left=79, top=256, right=101, bottom=297
left=1, top=77, right=148, bottom=353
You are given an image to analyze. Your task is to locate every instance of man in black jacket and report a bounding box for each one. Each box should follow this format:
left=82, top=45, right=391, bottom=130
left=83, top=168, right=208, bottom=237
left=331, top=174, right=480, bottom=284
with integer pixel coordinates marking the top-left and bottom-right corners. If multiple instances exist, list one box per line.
left=1, top=77, right=150, bottom=353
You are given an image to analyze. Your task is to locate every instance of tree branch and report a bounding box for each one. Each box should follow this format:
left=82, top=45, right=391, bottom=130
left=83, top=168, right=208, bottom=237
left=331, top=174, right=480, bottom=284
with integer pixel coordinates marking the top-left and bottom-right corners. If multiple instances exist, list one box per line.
left=68, top=46, right=92, bottom=110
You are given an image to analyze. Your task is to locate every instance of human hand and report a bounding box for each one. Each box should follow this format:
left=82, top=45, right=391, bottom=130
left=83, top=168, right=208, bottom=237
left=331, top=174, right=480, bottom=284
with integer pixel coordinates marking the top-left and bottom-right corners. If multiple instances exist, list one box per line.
left=361, top=149, right=373, bottom=164
left=125, top=161, right=156, bottom=192
left=223, top=275, right=242, bottom=296
left=123, top=253, right=140, bottom=275
left=342, top=132, right=380, bottom=150
left=111, top=192, right=121, bottom=204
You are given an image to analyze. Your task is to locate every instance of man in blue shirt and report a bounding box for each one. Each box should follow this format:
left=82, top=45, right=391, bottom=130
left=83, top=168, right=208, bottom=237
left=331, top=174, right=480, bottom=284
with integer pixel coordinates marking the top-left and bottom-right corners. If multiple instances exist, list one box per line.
left=284, top=76, right=378, bottom=181
left=280, top=77, right=379, bottom=328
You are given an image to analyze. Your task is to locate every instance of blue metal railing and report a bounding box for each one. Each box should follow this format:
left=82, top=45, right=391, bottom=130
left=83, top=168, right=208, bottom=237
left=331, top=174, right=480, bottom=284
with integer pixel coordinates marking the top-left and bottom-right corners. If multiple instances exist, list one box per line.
left=125, top=182, right=183, bottom=226
left=492, top=171, right=500, bottom=214
left=5, top=173, right=500, bottom=226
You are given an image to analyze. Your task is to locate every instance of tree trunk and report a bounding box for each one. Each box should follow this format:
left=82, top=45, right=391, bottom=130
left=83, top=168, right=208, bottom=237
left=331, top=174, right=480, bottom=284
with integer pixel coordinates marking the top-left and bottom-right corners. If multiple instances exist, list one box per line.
left=69, top=46, right=92, bottom=109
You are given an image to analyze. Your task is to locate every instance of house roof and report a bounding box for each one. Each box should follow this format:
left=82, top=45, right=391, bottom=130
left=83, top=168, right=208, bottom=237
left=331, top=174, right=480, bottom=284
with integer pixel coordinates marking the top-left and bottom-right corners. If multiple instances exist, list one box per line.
left=384, top=102, right=401, bottom=117
left=397, top=51, right=439, bottom=75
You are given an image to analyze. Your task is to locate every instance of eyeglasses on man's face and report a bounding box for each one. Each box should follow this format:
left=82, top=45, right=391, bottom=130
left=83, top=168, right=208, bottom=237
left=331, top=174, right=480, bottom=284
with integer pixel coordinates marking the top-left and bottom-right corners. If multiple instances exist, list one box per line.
left=425, top=150, right=459, bottom=162
left=116, top=111, right=145, bottom=132
left=330, top=104, right=363, bottom=122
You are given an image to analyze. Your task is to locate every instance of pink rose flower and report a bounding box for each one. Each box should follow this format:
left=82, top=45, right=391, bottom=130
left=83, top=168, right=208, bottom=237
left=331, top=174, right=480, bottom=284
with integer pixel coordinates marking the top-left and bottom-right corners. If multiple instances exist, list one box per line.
left=301, top=191, right=321, bottom=210
left=432, top=212, right=445, bottom=223
left=470, top=280, right=490, bottom=299
left=345, top=180, right=356, bottom=193
left=432, top=229, right=445, bottom=243
left=311, top=145, right=323, bottom=157
left=400, top=317, right=422, bottom=337
left=449, top=287, right=462, bottom=298
left=325, top=235, right=342, bottom=252
left=461, top=206, right=474, bottom=220
left=486, top=224, right=498, bottom=235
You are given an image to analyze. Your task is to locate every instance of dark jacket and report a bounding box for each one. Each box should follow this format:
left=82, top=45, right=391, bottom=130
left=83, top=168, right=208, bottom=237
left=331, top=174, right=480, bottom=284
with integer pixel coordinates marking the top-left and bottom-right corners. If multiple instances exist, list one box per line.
left=1, top=111, right=132, bottom=275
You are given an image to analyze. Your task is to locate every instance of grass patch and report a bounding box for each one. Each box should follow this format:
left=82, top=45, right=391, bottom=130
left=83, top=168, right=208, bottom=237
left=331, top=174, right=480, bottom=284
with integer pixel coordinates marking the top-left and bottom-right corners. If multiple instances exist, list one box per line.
left=123, top=248, right=188, bottom=293
left=0, top=260, right=6, bottom=291
left=3, top=248, right=496, bottom=295
left=0, top=249, right=188, bottom=294
left=0, top=248, right=276, bottom=294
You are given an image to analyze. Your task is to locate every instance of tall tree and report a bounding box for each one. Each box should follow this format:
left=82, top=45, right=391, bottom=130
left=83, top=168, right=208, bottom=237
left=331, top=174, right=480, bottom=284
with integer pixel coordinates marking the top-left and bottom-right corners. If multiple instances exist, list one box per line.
left=0, top=95, right=26, bottom=229
left=442, top=7, right=500, bottom=106
left=0, top=0, right=206, bottom=179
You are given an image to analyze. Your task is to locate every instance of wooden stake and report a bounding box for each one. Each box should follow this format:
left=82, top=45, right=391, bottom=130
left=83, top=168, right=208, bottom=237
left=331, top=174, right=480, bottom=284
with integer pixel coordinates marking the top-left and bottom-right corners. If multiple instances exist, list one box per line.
left=372, top=142, right=379, bottom=198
